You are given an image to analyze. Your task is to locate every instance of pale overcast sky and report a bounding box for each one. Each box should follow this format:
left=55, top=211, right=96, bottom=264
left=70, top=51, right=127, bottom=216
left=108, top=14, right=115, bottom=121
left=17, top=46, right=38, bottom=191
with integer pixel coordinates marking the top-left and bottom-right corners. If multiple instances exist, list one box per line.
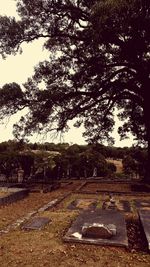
left=0, top=1, right=135, bottom=147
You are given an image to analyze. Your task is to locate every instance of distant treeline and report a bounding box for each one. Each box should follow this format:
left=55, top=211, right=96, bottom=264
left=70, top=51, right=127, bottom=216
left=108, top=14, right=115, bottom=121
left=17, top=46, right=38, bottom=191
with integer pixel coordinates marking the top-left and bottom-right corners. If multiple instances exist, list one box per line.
left=0, top=140, right=147, bottom=181
left=0, top=140, right=147, bottom=158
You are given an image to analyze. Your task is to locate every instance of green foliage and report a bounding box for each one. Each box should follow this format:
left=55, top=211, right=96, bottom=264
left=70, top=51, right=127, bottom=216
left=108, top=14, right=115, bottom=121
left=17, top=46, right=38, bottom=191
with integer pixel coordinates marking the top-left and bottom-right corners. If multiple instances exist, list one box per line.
left=122, top=155, right=138, bottom=176
left=0, top=0, right=149, bottom=142
left=0, top=140, right=147, bottom=180
left=107, top=162, right=117, bottom=173
left=0, top=151, right=19, bottom=179
left=121, top=146, right=148, bottom=178
left=17, top=154, right=34, bottom=177
left=0, top=83, right=24, bottom=119
left=52, top=144, right=115, bottom=178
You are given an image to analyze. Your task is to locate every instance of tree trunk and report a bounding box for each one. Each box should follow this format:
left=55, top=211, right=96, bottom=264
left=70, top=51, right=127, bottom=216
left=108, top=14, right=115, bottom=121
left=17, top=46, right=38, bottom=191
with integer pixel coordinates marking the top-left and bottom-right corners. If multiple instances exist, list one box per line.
left=143, top=81, right=150, bottom=183
left=143, top=135, right=150, bottom=183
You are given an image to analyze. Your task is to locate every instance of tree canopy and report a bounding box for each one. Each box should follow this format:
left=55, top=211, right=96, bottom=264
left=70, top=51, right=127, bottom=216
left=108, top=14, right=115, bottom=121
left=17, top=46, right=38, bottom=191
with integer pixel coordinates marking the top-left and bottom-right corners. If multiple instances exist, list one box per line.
left=0, top=0, right=150, bottom=180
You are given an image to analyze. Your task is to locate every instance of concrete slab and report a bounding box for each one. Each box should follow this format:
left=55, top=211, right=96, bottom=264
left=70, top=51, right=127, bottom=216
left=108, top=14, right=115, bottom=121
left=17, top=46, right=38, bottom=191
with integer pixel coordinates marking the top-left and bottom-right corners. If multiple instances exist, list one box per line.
left=102, top=200, right=131, bottom=212
left=139, top=210, right=150, bottom=250
left=67, top=198, right=97, bottom=210
left=63, top=209, right=128, bottom=248
left=0, top=187, right=28, bottom=206
left=118, top=200, right=131, bottom=212
left=22, top=217, right=51, bottom=230
left=134, top=200, right=150, bottom=211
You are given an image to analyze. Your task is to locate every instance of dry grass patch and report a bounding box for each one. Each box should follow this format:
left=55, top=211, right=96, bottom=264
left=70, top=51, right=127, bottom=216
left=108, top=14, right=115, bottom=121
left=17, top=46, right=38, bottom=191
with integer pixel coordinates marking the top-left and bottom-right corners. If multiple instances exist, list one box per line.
left=0, top=181, right=150, bottom=267
left=0, top=210, right=150, bottom=267
left=107, top=159, right=123, bottom=173
left=0, top=189, right=71, bottom=230
left=0, top=192, right=9, bottom=198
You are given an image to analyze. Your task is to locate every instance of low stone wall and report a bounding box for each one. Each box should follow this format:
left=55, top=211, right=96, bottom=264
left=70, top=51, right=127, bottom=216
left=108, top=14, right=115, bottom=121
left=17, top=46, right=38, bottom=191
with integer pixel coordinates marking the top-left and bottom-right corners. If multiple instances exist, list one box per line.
left=0, top=187, right=29, bottom=207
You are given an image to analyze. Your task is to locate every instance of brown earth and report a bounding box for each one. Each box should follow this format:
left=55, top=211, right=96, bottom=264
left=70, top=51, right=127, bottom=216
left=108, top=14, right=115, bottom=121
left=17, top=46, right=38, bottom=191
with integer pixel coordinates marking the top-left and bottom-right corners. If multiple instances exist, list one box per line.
left=82, top=182, right=132, bottom=192
left=0, top=180, right=150, bottom=267
left=0, top=192, right=9, bottom=198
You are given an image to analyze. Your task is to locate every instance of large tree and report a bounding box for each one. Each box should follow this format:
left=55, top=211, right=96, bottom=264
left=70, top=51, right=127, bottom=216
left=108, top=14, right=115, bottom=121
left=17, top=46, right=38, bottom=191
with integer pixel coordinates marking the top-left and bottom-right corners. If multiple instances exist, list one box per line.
left=0, top=0, right=150, bottom=181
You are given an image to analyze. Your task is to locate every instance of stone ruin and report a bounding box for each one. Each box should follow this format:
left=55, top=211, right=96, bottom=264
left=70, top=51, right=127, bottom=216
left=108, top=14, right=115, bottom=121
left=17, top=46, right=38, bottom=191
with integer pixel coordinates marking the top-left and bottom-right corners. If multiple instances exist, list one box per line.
left=82, top=223, right=117, bottom=239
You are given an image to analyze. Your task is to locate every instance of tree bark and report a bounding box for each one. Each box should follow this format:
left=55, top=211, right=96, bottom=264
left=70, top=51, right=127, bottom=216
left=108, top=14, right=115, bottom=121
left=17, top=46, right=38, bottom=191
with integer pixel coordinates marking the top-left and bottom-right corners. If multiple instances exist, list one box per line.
left=142, top=81, right=150, bottom=183
left=143, top=130, right=150, bottom=183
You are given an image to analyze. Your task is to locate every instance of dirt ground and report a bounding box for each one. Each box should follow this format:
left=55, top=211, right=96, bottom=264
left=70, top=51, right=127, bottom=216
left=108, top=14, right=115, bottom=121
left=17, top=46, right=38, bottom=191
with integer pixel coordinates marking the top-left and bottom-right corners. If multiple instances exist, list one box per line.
left=0, top=180, right=150, bottom=267
left=81, top=182, right=132, bottom=192
left=0, top=192, right=9, bottom=198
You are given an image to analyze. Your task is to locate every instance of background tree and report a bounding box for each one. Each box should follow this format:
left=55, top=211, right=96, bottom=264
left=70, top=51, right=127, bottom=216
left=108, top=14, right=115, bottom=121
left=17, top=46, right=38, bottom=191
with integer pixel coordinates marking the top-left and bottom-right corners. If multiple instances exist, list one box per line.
left=17, top=154, right=34, bottom=179
left=0, top=0, right=150, bottom=181
left=122, top=155, right=138, bottom=178
left=0, top=152, right=19, bottom=181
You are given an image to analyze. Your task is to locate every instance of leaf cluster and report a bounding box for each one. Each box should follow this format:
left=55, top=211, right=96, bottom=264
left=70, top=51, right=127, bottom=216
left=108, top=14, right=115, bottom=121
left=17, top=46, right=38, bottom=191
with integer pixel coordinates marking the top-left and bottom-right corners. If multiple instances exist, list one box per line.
left=0, top=0, right=150, bottom=146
